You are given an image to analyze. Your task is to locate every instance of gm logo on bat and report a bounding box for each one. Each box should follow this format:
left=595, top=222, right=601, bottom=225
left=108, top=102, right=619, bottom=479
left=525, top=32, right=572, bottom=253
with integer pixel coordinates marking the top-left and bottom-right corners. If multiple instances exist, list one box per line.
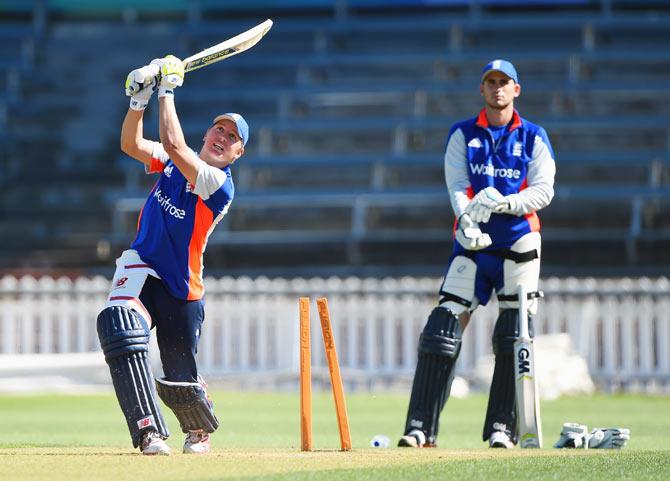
left=517, top=346, right=531, bottom=374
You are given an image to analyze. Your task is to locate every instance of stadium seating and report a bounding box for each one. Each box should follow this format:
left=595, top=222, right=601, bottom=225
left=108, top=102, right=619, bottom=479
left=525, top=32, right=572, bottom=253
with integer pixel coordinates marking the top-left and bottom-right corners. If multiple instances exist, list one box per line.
left=1, top=0, right=669, bottom=276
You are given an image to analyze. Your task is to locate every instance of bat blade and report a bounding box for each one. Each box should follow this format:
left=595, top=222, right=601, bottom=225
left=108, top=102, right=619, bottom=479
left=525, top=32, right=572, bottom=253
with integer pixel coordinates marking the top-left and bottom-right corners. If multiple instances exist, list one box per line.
left=514, top=284, right=543, bottom=448
left=183, top=19, right=273, bottom=73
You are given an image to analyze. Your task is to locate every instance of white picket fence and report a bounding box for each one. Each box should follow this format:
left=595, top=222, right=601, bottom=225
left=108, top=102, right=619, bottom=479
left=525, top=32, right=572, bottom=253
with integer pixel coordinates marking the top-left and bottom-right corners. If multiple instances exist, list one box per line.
left=0, top=276, right=668, bottom=392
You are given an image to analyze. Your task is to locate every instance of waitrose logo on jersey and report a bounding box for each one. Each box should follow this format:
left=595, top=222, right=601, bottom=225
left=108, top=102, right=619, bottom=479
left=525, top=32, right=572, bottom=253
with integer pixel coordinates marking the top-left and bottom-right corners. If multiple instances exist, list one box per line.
left=470, top=163, right=521, bottom=179
left=153, top=189, right=186, bottom=219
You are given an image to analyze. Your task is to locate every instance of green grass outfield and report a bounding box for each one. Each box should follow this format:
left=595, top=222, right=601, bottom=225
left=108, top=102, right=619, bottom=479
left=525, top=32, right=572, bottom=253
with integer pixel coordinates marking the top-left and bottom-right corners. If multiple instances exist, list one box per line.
left=0, top=391, right=668, bottom=480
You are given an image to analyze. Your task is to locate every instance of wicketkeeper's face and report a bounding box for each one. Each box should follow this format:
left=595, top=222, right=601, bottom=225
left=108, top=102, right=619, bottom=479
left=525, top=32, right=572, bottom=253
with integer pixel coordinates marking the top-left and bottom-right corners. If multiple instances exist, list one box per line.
left=201, top=119, right=245, bottom=167
left=480, top=72, right=520, bottom=110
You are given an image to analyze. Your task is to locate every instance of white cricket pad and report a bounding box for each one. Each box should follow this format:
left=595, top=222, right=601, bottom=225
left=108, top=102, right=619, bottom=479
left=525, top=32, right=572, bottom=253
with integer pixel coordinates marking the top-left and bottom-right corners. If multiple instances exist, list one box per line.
left=439, top=256, right=477, bottom=315
left=501, top=232, right=541, bottom=314
left=106, top=249, right=158, bottom=328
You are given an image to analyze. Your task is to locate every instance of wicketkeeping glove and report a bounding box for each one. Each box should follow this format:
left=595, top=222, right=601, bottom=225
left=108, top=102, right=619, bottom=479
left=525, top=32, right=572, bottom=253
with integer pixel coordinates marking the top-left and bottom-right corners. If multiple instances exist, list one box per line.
left=466, top=186, right=511, bottom=223
left=125, top=62, right=160, bottom=110
left=588, top=428, right=630, bottom=449
left=455, top=213, right=492, bottom=251
left=155, top=54, right=184, bottom=98
left=554, top=422, right=589, bottom=449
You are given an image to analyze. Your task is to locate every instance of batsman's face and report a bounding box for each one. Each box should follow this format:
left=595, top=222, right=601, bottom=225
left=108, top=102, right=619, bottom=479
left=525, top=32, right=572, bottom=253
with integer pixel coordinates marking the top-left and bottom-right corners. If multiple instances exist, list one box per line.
left=200, top=119, right=244, bottom=168
left=480, top=72, right=520, bottom=110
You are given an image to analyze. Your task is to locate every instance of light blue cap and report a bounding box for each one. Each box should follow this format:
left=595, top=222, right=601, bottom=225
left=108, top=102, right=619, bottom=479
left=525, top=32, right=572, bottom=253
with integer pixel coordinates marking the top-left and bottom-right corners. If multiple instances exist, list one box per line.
left=481, top=59, right=519, bottom=83
left=212, top=113, right=249, bottom=146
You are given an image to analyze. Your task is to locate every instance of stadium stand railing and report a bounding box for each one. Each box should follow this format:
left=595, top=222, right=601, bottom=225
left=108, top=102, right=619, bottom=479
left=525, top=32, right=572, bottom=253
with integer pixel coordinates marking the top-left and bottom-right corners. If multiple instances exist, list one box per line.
left=111, top=184, right=670, bottom=271
left=1, top=275, right=668, bottom=393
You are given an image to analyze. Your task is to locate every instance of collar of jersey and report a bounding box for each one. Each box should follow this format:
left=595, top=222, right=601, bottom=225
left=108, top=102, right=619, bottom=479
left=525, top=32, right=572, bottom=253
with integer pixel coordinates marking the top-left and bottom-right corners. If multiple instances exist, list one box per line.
left=475, top=108, right=522, bottom=132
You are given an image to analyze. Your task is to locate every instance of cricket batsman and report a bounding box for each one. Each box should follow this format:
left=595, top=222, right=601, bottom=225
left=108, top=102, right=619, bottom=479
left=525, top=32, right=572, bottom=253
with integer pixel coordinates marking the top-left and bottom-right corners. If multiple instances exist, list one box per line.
left=398, top=59, right=556, bottom=448
left=96, top=55, right=248, bottom=455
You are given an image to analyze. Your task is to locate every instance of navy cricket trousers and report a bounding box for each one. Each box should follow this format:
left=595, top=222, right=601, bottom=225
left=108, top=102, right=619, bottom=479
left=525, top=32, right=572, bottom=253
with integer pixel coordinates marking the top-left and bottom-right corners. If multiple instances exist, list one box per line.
left=139, top=275, right=205, bottom=382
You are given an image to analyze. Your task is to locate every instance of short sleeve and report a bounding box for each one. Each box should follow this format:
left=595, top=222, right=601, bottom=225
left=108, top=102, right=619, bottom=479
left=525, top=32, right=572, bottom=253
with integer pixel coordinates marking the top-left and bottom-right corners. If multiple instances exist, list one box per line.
left=193, top=163, right=229, bottom=200
left=146, top=142, right=170, bottom=174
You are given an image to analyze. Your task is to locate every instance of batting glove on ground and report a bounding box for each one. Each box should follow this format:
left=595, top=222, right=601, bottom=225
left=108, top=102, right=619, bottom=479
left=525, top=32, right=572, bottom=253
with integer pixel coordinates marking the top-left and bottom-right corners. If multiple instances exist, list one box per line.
left=466, top=187, right=511, bottom=223
left=155, top=55, right=184, bottom=98
left=455, top=213, right=492, bottom=251
left=588, top=428, right=630, bottom=449
left=554, top=422, right=589, bottom=449
left=125, top=62, right=160, bottom=110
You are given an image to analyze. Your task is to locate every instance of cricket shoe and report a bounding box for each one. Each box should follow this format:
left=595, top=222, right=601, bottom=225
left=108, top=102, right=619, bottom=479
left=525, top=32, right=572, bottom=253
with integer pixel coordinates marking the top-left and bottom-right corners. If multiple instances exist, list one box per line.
left=489, top=430, right=515, bottom=449
left=398, top=429, right=427, bottom=448
left=140, top=431, right=171, bottom=456
left=183, top=430, right=211, bottom=454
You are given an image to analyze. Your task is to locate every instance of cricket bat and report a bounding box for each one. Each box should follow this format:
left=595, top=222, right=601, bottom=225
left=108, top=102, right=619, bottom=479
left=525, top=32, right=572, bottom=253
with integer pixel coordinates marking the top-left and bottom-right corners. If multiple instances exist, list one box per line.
left=182, top=19, right=273, bottom=73
left=514, top=284, right=543, bottom=448
left=128, top=19, right=273, bottom=95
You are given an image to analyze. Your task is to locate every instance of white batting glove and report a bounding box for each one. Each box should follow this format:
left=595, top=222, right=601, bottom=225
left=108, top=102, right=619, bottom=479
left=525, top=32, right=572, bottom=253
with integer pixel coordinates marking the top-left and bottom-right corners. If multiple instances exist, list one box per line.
left=125, top=62, right=160, bottom=110
left=554, top=423, right=589, bottom=449
left=455, top=213, right=492, bottom=251
left=588, top=428, right=630, bottom=449
left=155, top=55, right=184, bottom=98
left=466, top=187, right=510, bottom=223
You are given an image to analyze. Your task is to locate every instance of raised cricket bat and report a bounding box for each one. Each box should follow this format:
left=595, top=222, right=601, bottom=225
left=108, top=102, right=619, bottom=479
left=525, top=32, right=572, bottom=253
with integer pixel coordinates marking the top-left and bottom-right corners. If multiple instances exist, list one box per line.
left=514, top=284, right=543, bottom=448
left=182, top=19, right=273, bottom=72
left=128, top=19, right=273, bottom=94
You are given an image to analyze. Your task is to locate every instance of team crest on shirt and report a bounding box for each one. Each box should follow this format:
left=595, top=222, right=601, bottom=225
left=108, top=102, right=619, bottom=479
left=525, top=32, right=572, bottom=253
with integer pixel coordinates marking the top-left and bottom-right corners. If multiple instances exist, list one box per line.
left=185, top=182, right=192, bottom=193
left=164, top=165, right=174, bottom=177
left=512, top=142, right=523, bottom=156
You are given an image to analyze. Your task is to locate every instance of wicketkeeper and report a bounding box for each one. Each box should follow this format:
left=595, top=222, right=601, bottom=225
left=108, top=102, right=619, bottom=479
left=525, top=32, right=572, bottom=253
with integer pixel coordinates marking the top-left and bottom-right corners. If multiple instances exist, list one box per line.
left=398, top=59, right=556, bottom=448
left=97, top=55, right=248, bottom=455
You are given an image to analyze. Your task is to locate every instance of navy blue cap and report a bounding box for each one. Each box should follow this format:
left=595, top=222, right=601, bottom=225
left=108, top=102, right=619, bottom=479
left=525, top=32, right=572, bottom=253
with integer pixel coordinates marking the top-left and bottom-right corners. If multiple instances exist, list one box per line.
left=212, top=113, right=249, bottom=146
left=481, top=59, right=519, bottom=83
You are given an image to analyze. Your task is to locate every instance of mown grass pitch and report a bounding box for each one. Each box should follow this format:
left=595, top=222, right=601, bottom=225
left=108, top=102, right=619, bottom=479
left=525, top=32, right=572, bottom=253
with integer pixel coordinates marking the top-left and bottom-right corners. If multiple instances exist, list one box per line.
left=0, top=391, right=667, bottom=480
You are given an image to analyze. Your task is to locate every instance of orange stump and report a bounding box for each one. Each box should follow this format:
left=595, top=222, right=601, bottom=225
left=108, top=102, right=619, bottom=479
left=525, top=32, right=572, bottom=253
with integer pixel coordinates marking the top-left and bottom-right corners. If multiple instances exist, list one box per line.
left=299, top=297, right=352, bottom=452
left=316, top=297, right=352, bottom=451
left=299, top=297, right=313, bottom=452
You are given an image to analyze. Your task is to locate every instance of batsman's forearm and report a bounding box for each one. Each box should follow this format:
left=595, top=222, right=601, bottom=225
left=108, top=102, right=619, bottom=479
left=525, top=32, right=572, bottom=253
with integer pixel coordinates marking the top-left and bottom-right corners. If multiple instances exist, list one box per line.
left=158, top=96, right=199, bottom=185
left=158, top=97, right=187, bottom=152
left=120, top=108, right=145, bottom=153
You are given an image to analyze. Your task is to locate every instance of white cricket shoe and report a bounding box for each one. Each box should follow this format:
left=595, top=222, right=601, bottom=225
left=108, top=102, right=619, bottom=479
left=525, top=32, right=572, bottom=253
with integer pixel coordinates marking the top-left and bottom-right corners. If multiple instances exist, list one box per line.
left=397, top=429, right=427, bottom=448
left=183, top=430, right=211, bottom=454
left=489, top=430, right=515, bottom=449
left=140, top=431, right=171, bottom=456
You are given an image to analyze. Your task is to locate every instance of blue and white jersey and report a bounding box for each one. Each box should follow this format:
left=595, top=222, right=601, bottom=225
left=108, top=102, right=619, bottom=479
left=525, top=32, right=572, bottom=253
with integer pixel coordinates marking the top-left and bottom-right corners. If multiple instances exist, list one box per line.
left=444, top=109, right=556, bottom=249
left=131, top=142, right=234, bottom=300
